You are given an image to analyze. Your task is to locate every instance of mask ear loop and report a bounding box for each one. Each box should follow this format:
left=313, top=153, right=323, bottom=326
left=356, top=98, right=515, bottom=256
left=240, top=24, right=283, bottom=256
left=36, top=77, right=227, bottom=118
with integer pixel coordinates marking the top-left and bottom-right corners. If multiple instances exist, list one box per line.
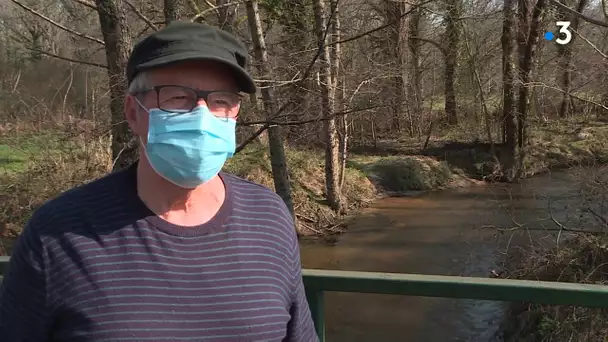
left=132, top=96, right=152, bottom=158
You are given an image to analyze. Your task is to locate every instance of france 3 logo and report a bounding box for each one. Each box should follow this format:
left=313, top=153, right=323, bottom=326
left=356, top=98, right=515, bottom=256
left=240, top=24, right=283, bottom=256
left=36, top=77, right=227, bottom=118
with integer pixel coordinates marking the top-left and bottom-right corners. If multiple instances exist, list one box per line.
left=544, top=21, right=572, bottom=45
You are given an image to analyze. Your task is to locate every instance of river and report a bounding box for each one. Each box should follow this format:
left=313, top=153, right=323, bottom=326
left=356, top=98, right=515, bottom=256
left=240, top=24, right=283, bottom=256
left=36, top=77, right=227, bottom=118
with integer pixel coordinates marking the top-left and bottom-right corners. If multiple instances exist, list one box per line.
left=300, top=170, right=590, bottom=341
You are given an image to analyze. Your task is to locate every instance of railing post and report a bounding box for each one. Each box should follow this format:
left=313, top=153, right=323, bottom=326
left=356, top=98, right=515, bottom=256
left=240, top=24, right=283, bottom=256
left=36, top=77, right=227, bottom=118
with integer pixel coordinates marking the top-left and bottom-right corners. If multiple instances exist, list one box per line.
left=305, top=287, right=325, bottom=342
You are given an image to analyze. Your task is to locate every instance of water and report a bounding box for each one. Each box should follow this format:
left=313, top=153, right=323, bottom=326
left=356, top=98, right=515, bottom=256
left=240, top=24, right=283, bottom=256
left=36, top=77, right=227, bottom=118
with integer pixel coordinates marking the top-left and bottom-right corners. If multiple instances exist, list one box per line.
left=300, top=170, right=588, bottom=341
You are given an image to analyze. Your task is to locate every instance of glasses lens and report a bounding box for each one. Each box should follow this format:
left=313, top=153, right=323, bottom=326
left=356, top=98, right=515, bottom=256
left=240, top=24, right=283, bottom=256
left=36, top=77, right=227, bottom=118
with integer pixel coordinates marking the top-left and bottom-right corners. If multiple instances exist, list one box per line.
left=208, top=92, right=241, bottom=118
left=158, top=86, right=197, bottom=112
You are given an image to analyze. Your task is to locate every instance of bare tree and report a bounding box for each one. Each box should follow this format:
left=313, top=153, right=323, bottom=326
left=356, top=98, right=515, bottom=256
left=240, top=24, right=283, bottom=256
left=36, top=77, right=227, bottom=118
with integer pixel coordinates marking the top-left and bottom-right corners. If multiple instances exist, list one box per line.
left=443, top=0, right=462, bottom=125
left=515, top=0, right=546, bottom=176
left=502, top=0, right=518, bottom=176
left=384, top=0, right=410, bottom=132
left=216, top=0, right=237, bottom=33
left=556, top=0, right=589, bottom=118
left=164, top=0, right=187, bottom=24
left=313, top=0, right=344, bottom=213
left=95, top=0, right=136, bottom=170
left=245, top=0, right=296, bottom=220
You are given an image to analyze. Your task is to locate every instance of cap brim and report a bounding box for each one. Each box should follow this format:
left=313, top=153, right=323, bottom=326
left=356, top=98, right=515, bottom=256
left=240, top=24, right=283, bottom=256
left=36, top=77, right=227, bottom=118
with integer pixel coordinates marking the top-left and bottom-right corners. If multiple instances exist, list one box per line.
left=135, top=51, right=257, bottom=94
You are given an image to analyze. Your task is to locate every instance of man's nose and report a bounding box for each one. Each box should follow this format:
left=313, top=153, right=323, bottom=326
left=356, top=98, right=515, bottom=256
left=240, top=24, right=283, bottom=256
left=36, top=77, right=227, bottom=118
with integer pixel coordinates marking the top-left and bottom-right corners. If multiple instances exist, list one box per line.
left=196, top=98, right=208, bottom=107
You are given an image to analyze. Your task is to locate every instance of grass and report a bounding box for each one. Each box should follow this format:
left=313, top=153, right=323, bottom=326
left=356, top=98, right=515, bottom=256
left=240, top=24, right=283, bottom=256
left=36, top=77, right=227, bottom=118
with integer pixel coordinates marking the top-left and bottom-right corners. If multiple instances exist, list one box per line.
left=2, top=116, right=607, bottom=243
left=499, top=166, right=608, bottom=341
left=346, top=154, right=456, bottom=192
left=224, top=144, right=378, bottom=233
left=0, top=132, right=74, bottom=174
left=501, top=235, right=608, bottom=342
left=0, top=131, right=110, bottom=254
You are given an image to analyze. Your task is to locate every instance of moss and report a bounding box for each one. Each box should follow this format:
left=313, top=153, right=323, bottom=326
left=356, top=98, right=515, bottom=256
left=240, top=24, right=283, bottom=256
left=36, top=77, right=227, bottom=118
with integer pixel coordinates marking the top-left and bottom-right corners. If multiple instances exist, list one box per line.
left=225, top=144, right=378, bottom=232
left=351, top=155, right=454, bottom=192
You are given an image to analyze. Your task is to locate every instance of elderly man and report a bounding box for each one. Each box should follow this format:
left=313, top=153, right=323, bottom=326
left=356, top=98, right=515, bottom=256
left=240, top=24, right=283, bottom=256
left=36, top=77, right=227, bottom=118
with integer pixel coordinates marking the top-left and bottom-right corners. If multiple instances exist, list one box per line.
left=0, top=21, right=317, bottom=341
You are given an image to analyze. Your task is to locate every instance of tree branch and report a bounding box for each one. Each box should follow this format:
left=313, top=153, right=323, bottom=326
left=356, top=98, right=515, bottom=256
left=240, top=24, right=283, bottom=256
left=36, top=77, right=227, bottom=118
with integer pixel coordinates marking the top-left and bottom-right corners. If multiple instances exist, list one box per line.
left=24, top=47, right=108, bottom=69
left=328, top=0, right=436, bottom=47
left=11, top=0, right=105, bottom=45
left=238, top=105, right=385, bottom=127
left=71, top=0, right=97, bottom=11
left=234, top=0, right=341, bottom=153
left=551, top=0, right=608, bottom=27
left=573, top=29, right=608, bottom=58
left=125, top=0, right=158, bottom=31
left=191, top=1, right=242, bottom=22
left=411, top=36, right=446, bottom=55
left=526, top=81, right=608, bottom=111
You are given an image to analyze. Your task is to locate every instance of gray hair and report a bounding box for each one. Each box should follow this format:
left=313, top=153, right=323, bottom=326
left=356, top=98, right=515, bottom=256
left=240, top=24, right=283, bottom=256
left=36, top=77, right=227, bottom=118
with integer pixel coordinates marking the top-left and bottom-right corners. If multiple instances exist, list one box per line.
left=128, top=71, right=151, bottom=94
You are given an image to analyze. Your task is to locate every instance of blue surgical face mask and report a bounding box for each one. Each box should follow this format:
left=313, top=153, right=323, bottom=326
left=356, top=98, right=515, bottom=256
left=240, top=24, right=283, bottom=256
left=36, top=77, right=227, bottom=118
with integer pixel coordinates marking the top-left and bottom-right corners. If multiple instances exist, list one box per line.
left=138, top=103, right=236, bottom=188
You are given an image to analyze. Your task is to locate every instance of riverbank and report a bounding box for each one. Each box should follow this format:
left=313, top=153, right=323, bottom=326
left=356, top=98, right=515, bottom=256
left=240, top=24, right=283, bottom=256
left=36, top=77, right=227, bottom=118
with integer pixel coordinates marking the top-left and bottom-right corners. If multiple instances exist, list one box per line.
left=498, top=166, right=608, bottom=341
left=225, top=144, right=481, bottom=235
left=1, top=119, right=607, bottom=248
left=500, top=235, right=608, bottom=341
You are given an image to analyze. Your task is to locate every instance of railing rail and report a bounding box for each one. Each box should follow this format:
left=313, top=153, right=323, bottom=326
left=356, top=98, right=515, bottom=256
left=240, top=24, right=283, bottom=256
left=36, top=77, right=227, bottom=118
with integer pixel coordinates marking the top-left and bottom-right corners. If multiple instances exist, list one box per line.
left=303, top=269, right=608, bottom=340
left=2, top=256, right=608, bottom=341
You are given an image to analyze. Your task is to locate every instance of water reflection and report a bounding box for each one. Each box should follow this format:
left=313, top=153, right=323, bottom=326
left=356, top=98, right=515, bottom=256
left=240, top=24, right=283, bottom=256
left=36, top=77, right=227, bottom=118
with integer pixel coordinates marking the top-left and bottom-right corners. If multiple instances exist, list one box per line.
left=300, top=170, right=587, bottom=341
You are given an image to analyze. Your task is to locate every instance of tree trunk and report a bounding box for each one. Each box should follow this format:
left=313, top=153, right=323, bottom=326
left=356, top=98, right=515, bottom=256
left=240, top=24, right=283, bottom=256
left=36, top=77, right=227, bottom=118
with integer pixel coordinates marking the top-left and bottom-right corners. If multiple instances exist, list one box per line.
left=408, top=4, right=423, bottom=133
left=557, top=0, right=588, bottom=118
left=216, top=0, right=238, bottom=33
left=516, top=0, right=546, bottom=176
left=313, top=0, right=343, bottom=213
left=164, top=0, right=180, bottom=24
left=330, top=0, right=347, bottom=189
left=444, top=0, right=461, bottom=125
left=280, top=0, right=311, bottom=143
left=95, top=0, right=137, bottom=171
left=502, top=0, right=517, bottom=174
left=245, top=0, right=296, bottom=219
left=385, top=0, right=410, bottom=132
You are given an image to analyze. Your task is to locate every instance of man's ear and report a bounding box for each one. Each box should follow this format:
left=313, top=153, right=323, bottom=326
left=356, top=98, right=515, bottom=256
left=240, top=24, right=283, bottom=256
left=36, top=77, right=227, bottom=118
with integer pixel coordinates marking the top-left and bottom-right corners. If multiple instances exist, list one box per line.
left=124, top=94, right=141, bottom=136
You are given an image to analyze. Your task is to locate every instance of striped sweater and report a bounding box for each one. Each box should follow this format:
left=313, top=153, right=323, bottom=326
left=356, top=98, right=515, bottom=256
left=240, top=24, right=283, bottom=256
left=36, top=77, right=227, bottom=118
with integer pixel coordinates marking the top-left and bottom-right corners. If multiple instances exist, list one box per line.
left=0, top=164, right=317, bottom=341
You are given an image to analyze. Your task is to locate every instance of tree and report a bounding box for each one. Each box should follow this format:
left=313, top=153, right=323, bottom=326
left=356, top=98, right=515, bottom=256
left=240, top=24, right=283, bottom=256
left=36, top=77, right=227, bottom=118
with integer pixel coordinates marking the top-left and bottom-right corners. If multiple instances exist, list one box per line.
left=514, top=0, right=546, bottom=177
left=443, top=0, right=461, bottom=125
left=556, top=0, right=589, bottom=118
left=95, top=0, right=136, bottom=171
left=313, top=0, right=343, bottom=213
left=245, top=0, right=296, bottom=220
left=502, top=0, right=518, bottom=176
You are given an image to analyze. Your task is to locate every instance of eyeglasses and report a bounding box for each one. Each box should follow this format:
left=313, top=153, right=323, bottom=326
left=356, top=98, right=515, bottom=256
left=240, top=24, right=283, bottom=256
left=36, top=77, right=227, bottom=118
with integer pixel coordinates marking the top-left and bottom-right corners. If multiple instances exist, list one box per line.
left=141, top=85, right=242, bottom=118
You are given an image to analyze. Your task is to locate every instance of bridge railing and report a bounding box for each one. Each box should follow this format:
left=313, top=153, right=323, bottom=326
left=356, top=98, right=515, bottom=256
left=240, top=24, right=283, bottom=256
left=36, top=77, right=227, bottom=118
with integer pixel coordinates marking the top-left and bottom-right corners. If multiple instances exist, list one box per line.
left=302, top=269, right=608, bottom=341
left=2, top=256, right=608, bottom=341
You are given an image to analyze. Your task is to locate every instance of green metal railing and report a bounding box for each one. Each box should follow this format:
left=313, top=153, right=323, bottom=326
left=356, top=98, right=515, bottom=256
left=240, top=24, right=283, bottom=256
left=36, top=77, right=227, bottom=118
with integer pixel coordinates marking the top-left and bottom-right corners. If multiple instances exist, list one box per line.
left=303, top=269, right=608, bottom=340
left=2, top=256, right=608, bottom=341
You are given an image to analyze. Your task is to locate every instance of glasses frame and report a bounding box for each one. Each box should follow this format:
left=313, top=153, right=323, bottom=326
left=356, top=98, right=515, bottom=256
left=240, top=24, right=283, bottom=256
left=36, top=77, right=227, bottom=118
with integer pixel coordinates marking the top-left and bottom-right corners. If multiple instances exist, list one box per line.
left=138, top=85, right=243, bottom=116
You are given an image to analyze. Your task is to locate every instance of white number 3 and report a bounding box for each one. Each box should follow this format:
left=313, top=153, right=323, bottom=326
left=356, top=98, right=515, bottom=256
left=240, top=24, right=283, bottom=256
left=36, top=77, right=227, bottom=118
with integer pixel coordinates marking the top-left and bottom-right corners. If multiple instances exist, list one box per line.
left=555, top=21, right=572, bottom=45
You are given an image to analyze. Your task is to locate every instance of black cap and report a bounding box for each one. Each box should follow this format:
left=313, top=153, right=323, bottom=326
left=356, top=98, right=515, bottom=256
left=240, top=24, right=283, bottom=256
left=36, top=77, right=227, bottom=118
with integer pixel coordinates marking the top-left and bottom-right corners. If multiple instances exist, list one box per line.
left=126, top=21, right=256, bottom=94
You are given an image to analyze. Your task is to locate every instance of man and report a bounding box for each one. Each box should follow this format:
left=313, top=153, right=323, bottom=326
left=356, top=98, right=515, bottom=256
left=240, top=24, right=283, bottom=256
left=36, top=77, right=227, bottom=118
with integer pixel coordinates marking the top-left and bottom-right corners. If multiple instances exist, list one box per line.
left=0, top=21, right=317, bottom=341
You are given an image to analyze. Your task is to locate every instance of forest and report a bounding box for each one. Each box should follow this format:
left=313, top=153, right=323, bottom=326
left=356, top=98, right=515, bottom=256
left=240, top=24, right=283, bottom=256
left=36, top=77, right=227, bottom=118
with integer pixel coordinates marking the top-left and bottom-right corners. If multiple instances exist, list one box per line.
left=1, top=0, right=608, bottom=340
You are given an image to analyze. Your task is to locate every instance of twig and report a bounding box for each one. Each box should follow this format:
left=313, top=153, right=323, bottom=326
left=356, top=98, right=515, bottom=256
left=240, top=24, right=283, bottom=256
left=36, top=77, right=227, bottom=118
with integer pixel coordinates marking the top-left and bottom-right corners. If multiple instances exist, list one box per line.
left=547, top=197, right=565, bottom=246
left=11, top=0, right=105, bottom=45
left=238, top=105, right=385, bottom=127
left=573, top=29, right=608, bottom=59
left=191, top=1, right=242, bottom=22
left=295, top=213, right=316, bottom=223
left=125, top=0, right=158, bottom=31
left=71, top=0, right=97, bottom=10
left=586, top=207, right=608, bottom=227
left=551, top=0, right=608, bottom=27
left=327, top=0, right=436, bottom=47
left=526, top=82, right=608, bottom=111
left=234, top=0, right=340, bottom=153
left=23, top=47, right=108, bottom=69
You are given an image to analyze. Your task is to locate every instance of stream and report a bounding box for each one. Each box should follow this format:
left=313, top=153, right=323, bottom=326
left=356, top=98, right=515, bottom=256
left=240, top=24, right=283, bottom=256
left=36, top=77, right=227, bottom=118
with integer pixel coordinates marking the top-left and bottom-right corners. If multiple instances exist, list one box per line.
left=300, top=170, right=590, bottom=341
